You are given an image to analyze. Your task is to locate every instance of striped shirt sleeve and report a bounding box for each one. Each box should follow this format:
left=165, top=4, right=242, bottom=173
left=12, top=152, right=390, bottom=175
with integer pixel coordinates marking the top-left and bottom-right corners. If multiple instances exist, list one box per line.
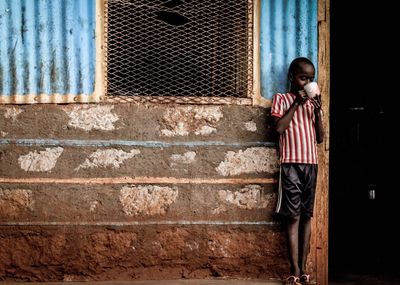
left=271, top=93, right=284, bottom=118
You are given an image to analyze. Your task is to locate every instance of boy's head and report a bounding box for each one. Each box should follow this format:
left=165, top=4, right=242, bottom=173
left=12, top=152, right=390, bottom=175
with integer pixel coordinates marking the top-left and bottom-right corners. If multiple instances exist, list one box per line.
left=288, top=57, right=315, bottom=93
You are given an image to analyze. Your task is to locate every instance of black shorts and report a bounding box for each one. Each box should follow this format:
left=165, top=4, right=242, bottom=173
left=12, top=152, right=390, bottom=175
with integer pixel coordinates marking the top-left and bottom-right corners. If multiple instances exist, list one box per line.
left=276, top=164, right=318, bottom=218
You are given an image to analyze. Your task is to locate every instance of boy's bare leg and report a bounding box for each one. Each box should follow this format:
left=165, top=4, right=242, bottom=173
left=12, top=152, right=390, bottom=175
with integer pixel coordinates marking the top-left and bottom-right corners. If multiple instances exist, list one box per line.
left=299, top=216, right=312, bottom=275
left=287, top=215, right=301, bottom=277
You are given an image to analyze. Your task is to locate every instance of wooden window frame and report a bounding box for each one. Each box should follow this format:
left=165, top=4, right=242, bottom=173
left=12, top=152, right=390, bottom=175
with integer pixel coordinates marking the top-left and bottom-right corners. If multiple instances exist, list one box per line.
left=97, top=0, right=257, bottom=106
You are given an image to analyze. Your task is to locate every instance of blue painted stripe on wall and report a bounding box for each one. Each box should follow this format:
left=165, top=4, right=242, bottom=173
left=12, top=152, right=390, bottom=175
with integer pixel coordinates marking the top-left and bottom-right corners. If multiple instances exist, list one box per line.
left=0, top=139, right=277, bottom=148
left=0, top=0, right=95, bottom=96
left=260, top=0, right=318, bottom=99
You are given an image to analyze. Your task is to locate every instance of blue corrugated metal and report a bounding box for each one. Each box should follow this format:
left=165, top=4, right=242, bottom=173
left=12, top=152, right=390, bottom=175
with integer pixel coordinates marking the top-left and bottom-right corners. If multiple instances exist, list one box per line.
left=0, top=0, right=95, bottom=103
left=261, top=0, right=318, bottom=99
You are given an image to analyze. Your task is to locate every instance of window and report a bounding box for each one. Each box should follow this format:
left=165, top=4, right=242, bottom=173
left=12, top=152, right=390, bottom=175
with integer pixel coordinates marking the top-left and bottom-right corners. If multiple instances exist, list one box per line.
left=105, top=0, right=253, bottom=101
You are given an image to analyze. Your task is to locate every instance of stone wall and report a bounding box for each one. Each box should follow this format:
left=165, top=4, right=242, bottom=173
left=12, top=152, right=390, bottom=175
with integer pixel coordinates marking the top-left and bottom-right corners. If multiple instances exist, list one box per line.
left=0, top=103, right=286, bottom=282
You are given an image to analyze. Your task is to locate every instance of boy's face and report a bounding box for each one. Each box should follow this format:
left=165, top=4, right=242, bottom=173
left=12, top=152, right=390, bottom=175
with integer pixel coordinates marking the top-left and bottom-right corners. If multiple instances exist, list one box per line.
left=289, top=63, right=315, bottom=93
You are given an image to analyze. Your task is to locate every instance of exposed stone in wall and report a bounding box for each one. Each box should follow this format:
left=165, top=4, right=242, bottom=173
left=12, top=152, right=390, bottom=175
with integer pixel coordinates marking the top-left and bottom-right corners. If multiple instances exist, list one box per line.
left=160, top=106, right=223, bottom=137
left=0, top=189, right=34, bottom=218
left=66, top=105, right=119, bottom=131
left=1, top=184, right=276, bottom=222
left=76, top=149, right=140, bottom=170
left=212, top=185, right=276, bottom=214
left=89, top=201, right=100, bottom=212
left=3, top=107, right=23, bottom=121
left=211, top=185, right=277, bottom=214
left=216, top=147, right=279, bottom=176
left=244, top=120, right=257, bottom=132
left=119, top=185, right=179, bottom=216
left=18, top=147, right=63, bottom=172
left=170, top=151, right=196, bottom=166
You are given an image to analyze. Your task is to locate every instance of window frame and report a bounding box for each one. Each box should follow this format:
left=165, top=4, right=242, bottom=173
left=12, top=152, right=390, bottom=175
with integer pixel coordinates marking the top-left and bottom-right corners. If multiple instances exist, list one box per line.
left=98, top=0, right=258, bottom=106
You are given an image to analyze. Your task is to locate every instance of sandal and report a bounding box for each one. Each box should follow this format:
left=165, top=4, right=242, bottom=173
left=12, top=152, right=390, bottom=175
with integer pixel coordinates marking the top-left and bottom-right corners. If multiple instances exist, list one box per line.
left=285, top=275, right=301, bottom=285
left=299, top=274, right=313, bottom=284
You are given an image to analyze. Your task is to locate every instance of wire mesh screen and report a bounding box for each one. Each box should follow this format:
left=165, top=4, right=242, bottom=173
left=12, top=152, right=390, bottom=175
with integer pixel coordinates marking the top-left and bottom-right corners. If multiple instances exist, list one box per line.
left=105, top=0, right=252, bottom=98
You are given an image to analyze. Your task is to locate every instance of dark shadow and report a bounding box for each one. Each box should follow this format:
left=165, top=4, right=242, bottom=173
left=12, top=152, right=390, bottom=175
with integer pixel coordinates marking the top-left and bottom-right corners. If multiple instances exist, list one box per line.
left=329, top=1, right=397, bottom=282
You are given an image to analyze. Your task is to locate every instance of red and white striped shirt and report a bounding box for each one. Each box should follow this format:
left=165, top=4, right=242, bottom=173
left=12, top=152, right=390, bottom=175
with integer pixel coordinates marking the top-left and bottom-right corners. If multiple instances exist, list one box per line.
left=271, top=92, right=318, bottom=164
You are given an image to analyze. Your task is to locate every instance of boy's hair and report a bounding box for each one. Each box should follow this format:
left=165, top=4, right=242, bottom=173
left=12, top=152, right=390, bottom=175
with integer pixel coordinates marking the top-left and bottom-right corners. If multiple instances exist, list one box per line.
left=288, top=57, right=315, bottom=75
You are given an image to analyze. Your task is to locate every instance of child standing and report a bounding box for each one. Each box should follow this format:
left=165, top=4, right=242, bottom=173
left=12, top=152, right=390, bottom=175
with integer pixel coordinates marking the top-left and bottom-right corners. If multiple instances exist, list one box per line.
left=271, top=57, right=324, bottom=285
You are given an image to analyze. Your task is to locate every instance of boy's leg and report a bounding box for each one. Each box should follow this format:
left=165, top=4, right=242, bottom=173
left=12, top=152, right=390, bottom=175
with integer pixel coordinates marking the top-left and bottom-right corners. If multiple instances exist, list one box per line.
left=298, top=164, right=317, bottom=277
left=287, top=215, right=301, bottom=277
left=299, top=215, right=312, bottom=275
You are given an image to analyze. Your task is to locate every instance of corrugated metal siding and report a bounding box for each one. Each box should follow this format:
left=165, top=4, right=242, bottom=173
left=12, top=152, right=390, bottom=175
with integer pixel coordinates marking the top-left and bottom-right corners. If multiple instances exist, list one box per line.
left=0, top=0, right=96, bottom=104
left=261, top=0, right=318, bottom=99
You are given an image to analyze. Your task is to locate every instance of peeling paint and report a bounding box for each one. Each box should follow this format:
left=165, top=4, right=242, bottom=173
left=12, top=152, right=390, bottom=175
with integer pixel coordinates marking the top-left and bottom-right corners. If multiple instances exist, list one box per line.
left=4, top=107, right=23, bottom=121
left=216, top=147, right=279, bottom=176
left=170, top=151, right=196, bottom=165
left=161, top=106, right=223, bottom=137
left=66, top=105, right=119, bottom=131
left=18, top=147, right=63, bottom=172
left=244, top=121, right=257, bottom=132
left=0, top=189, right=34, bottom=217
left=76, top=149, right=140, bottom=170
left=119, top=185, right=178, bottom=216
left=1, top=131, right=8, bottom=137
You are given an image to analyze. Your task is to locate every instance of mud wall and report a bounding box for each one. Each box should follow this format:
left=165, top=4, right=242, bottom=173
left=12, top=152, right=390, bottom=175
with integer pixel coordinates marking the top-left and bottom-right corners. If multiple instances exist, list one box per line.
left=0, top=103, right=287, bottom=282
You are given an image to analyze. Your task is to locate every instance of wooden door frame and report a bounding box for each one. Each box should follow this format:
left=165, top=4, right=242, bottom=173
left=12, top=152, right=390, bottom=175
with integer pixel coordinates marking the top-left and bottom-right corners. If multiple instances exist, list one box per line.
left=312, top=0, right=330, bottom=285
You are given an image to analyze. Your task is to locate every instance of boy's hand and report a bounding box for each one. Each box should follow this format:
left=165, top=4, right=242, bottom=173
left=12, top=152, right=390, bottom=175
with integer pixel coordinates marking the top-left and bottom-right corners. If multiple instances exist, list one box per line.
left=311, top=94, right=322, bottom=112
left=295, top=90, right=308, bottom=105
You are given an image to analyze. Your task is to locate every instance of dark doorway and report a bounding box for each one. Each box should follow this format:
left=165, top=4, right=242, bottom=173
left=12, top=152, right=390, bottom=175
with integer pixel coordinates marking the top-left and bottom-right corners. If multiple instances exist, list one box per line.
left=329, top=2, right=398, bottom=282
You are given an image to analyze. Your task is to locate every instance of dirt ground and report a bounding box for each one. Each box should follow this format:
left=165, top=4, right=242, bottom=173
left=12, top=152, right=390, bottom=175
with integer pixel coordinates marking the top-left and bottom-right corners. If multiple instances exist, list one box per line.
left=3, top=274, right=400, bottom=285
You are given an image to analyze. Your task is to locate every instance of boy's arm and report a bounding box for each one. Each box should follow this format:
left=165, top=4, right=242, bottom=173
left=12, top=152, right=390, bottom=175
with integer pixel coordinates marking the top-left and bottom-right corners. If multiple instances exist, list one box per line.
left=315, top=111, right=324, bottom=144
left=273, top=101, right=299, bottom=134
left=273, top=92, right=307, bottom=134
left=312, top=95, right=324, bottom=144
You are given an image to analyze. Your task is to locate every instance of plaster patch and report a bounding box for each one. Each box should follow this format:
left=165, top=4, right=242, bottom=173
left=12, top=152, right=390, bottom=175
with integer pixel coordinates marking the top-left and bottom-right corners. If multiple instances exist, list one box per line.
left=170, top=151, right=196, bottom=165
left=66, top=105, right=119, bottom=131
left=216, top=147, right=279, bottom=176
left=161, top=106, right=223, bottom=137
left=76, top=149, right=140, bottom=170
left=194, top=125, right=217, bottom=136
left=0, top=189, right=34, bottom=217
left=18, top=147, right=63, bottom=172
left=218, top=185, right=268, bottom=210
left=4, top=107, right=23, bottom=121
left=119, top=185, right=178, bottom=216
left=244, top=121, right=257, bottom=132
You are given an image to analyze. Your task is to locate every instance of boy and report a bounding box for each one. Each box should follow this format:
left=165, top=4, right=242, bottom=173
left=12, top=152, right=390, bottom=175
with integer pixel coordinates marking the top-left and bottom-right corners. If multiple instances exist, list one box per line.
left=271, top=57, right=324, bottom=285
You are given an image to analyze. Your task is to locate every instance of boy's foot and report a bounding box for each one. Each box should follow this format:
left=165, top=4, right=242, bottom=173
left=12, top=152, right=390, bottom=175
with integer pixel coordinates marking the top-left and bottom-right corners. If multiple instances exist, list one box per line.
left=299, top=274, right=315, bottom=284
left=285, top=275, right=301, bottom=285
